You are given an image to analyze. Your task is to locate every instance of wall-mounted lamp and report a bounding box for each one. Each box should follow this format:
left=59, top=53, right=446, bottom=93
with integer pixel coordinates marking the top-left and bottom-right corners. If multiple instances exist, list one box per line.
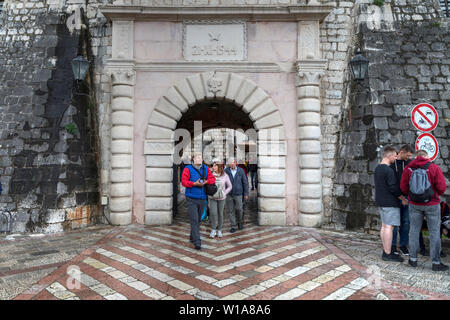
left=71, top=55, right=90, bottom=81
left=71, top=55, right=90, bottom=96
left=349, top=48, right=369, bottom=81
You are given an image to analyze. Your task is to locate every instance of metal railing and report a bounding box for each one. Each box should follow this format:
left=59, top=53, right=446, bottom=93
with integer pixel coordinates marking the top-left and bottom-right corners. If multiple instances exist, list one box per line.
left=442, top=0, right=450, bottom=17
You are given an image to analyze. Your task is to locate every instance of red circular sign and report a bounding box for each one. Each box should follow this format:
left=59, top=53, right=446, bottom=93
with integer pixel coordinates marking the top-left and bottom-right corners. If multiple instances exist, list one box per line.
left=411, top=103, right=439, bottom=132
left=416, top=132, right=439, bottom=161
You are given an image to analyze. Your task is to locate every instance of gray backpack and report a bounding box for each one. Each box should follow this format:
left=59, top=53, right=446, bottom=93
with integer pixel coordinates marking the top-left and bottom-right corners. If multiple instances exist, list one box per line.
left=408, top=162, right=434, bottom=203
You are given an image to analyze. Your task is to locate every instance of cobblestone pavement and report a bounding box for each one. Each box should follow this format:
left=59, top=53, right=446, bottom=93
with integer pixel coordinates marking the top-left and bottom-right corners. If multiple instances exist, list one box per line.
left=2, top=193, right=449, bottom=300
left=0, top=225, right=114, bottom=300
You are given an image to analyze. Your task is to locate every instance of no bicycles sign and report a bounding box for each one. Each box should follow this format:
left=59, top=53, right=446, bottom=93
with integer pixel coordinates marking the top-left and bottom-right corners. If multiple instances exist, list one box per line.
left=411, top=103, right=440, bottom=161
left=411, top=103, right=439, bottom=132
left=416, top=133, right=439, bottom=161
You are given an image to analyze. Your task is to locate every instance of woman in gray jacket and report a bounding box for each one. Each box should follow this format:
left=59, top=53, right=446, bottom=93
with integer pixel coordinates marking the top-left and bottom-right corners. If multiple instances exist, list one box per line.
left=208, top=161, right=232, bottom=238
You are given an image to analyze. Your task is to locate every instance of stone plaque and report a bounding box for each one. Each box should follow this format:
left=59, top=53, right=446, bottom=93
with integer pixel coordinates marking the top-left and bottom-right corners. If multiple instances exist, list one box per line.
left=183, top=21, right=246, bottom=62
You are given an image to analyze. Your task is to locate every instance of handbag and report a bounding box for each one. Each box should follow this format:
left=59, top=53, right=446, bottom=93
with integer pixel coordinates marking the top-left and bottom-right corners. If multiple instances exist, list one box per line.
left=191, top=165, right=218, bottom=196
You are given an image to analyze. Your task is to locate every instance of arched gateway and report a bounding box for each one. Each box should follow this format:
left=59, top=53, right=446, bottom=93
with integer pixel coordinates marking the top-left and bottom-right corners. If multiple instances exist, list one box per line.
left=144, top=72, right=287, bottom=226
left=102, top=2, right=333, bottom=228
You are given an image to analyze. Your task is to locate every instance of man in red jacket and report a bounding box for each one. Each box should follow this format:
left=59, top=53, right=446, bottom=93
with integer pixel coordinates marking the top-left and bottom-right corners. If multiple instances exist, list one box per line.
left=400, top=149, right=448, bottom=272
left=181, top=153, right=215, bottom=250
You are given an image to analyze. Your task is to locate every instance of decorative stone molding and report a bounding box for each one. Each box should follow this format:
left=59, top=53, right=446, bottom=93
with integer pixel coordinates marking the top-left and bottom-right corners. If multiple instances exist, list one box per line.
left=101, top=5, right=334, bottom=22
left=131, top=60, right=295, bottom=73
left=295, top=59, right=326, bottom=228
left=207, top=74, right=224, bottom=95
left=108, top=67, right=136, bottom=225
left=112, top=20, right=134, bottom=60
left=144, top=72, right=287, bottom=226
left=183, top=20, right=247, bottom=62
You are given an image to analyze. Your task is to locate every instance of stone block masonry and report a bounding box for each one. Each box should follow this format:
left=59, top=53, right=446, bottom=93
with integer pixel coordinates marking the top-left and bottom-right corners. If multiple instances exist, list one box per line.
left=0, top=0, right=448, bottom=234
left=0, top=0, right=102, bottom=233
left=328, top=0, right=450, bottom=232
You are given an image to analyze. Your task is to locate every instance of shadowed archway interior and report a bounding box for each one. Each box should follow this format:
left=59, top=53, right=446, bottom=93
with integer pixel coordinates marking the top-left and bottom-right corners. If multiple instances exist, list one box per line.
left=176, top=100, right=255, bottom=134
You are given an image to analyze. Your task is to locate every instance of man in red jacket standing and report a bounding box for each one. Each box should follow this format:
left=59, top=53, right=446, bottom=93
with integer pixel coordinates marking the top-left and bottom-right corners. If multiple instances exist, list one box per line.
left=400, top=149, right=448, bottom=272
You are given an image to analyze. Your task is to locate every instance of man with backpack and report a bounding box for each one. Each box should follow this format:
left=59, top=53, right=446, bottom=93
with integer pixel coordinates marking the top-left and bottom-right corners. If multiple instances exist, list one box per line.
left=181, top=153, right=216, bottom=250
left=400, top=149, right=448, bottom=271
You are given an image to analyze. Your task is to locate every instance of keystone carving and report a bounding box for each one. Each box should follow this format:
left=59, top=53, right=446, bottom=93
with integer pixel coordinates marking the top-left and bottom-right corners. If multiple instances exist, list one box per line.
left=207, top=76, right=224, bottom=94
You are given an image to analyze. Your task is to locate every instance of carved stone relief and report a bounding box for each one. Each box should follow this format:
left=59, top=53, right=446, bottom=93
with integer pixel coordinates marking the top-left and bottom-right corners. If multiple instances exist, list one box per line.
left=183, top=21, right=246, bottom=62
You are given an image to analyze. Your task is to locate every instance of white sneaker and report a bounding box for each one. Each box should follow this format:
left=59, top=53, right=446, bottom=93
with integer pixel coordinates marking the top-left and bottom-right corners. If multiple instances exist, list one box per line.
left=217, top=230, right=223, bottom=238
left=210, top=230, right=217, bottom=238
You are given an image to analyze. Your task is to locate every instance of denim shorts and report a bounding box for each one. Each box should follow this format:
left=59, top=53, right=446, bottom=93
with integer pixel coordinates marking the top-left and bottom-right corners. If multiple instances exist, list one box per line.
left=379, top=207, right=400, bottom=226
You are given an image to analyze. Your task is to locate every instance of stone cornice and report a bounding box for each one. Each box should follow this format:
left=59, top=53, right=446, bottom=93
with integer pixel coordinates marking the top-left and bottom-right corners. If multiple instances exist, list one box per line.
left=100, top=5, right=334, bottom=22
left=133, top=60, right=295, bottom=73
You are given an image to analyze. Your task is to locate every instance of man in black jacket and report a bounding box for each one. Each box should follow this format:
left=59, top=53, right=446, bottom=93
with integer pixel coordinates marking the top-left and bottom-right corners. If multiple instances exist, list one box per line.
left=225, top=157, right=249, bottom=233
left=389, top=144, right=413, bottom=256
left=374, top=146, right=408, bottom=262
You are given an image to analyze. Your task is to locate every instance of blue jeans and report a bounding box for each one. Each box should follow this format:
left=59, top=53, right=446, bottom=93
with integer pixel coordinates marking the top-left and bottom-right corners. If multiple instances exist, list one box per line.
left=392, top=204, right=410, bottom=247
left=409, top=204, right=441, bottom=265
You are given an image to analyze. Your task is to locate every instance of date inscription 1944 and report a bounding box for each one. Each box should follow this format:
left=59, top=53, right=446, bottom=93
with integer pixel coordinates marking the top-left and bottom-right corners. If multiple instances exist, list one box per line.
left=191, top=32, right=238, bottom=56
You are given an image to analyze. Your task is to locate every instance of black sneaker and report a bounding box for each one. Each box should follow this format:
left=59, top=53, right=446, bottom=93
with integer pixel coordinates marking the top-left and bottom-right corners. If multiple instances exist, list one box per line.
left=408, top=260, right=417, bottom=268
left=238, top=223, right=243, bottom=230
left=420, top=248, right=430, bottom=256
left=399, top=246, right=410, bottom=256
left=382, top=251, right=404, bottom=262
left=431, top=263, right=449, bottom=272
left=391, top=245, right=398, bottom=254
left=194, top=245, right=201, bottom=250
left=230, top=227, right=236, bottom=233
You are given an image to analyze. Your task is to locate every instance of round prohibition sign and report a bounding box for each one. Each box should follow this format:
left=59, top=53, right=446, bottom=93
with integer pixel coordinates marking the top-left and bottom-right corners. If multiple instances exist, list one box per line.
left=416, top=132, right=439, bottom=161
left=411, top=103, right=438, bottom=132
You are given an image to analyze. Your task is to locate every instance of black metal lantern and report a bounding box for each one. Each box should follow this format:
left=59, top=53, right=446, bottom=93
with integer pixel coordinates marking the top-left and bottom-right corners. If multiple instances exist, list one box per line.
left=349, top=48, right=369, bottom=81
left=71, top=55, right=89, bottom=81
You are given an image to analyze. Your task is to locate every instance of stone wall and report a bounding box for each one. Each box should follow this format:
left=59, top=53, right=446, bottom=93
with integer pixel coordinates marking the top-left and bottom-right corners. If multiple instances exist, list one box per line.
left=0, top=0, right=108, bottom=233
left=319, top=0, right=355, bottom=228
left=0, top=0, right=448, bottom=233
left=327, top=0, right=450, bottom=233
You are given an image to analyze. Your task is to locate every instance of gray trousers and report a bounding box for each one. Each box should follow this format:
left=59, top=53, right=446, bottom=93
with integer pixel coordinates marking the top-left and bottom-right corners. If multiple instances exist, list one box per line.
left=226, top=195, right=243, bottom=228
left=409, top=204, right=441, bottom=265
left=186, top=197, right=206, bottom=247
left=209, top=199, right=226, bottom=231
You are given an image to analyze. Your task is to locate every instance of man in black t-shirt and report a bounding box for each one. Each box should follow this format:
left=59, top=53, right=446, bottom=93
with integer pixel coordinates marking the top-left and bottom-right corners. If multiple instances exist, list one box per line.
left=374, top=146, right=408, bottom=262
left=389, top=144, right=413, bottom=256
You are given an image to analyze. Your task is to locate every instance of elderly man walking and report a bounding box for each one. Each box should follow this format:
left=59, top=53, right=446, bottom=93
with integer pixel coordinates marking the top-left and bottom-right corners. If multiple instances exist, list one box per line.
left=225, top=157, right=249, bottom=233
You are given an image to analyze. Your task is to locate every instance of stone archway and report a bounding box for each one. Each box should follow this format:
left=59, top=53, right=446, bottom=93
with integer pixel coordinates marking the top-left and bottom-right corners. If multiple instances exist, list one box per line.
left=143, top=71, right=287, bottom=226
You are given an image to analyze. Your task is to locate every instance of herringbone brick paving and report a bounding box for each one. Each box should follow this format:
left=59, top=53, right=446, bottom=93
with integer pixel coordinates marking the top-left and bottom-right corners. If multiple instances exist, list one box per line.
left=10, top=194, right=450, bottom=300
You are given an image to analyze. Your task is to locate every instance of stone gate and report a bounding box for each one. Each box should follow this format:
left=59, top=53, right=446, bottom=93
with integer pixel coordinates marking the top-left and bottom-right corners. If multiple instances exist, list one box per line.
left=101, top=2, right=333, bottom=227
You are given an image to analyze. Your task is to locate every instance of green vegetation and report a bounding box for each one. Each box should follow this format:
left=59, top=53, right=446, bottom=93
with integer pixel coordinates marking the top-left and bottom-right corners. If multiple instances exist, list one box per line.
left=432, top=21, right=441, bottom=27
left=373, top=0, right=385, bottom=6
left=64, top=122, right=78, bottom=135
